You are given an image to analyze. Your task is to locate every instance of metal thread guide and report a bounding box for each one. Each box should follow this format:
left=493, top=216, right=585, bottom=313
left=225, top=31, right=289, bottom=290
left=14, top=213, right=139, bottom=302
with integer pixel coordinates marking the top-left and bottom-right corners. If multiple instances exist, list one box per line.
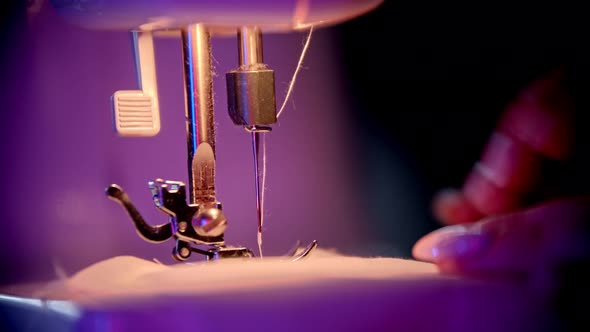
left=106, top=24, right=317, bottom=262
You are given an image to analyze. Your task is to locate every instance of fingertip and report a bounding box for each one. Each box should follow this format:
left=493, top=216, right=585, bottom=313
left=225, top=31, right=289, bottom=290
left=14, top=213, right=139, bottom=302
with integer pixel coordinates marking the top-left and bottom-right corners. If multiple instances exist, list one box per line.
left=412, top=224, right=452, bottom=263
left=412, top=232, right=436, bottom=262
left=432, top=188, right=483, bottom=225
left=412, top=223, right=489, bottom=264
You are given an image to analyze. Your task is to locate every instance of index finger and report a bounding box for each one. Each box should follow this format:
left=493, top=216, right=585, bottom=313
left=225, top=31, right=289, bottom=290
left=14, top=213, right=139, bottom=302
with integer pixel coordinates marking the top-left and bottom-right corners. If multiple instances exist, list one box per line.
left=433, top=68, right=576, bottom=225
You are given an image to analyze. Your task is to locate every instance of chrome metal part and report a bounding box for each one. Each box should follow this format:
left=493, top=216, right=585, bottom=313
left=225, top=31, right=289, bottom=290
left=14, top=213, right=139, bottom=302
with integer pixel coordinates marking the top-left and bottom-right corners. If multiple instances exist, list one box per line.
left=193, top=202, right=228, bottom=237
left=107, top=181, right=225, bottom=261
left=207, top=246, right=255, bottom=260
left=284, top=240, right=302, bottom=257
left=148, top=179, right=224, bottom=245
left=290, top=240, right=319, bottom=262
left=173, top=240, right=193, bottom=261
left=226, top=26, right=277, bottom=127
left=226, top=69, right=277, bottom=126
left=245, top=125, right=271, bottom=239
left=106, top=23, right=319, bottom=263
left=239, top=26, right=264, bottom=67
left=226, top=26, right=277, bottom=254
left=108, top=181, right=318, bottom=261
left=182, top=23, right=216, bottom=205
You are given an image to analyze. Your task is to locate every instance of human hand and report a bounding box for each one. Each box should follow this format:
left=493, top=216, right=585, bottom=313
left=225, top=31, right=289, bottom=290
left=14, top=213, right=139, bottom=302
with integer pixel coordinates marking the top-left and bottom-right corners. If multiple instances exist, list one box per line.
left=412, top=68, right=590, bottom=292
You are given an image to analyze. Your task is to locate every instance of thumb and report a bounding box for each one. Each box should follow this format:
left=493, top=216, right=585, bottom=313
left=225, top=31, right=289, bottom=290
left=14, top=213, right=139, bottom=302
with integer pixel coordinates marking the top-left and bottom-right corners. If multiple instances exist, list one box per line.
left=414, top=196, right=590, bottom=281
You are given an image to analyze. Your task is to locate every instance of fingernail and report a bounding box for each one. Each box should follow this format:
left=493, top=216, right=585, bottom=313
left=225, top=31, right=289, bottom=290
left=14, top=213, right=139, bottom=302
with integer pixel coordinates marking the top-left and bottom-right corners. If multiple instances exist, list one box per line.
left=413, top=224, right=491, bottom=262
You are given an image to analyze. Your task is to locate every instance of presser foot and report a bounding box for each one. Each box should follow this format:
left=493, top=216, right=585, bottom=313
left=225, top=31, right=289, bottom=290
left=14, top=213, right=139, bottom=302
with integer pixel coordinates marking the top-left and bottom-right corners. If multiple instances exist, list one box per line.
left=106, top=182, right=317, bottom=262
left=179, top=240, right=318, bottom=261
left=207, top=246, right=255, bottom=260
left=172, top=239, right=254, bottom=261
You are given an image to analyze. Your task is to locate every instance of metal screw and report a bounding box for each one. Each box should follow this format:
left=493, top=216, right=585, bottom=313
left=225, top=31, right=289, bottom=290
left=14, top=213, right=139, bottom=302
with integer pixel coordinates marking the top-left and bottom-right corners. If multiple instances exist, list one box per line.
left=178, top=221, right=188, bottom=233
left=179, top=247, right=190, bottom=258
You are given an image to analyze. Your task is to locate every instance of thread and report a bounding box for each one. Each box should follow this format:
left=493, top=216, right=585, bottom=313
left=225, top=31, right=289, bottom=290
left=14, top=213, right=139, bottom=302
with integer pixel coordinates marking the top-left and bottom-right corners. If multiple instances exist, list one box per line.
left=257, top=134, right=267, bottom=258
left=258, top=27, right=313, bottom=258
left=277, top=26, right=314, bottom=119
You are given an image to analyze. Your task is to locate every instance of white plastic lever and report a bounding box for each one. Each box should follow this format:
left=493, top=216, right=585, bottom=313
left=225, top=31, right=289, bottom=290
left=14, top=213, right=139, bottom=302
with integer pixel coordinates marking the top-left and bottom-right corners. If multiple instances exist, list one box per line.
left=111, top=31, right=161, bottom=136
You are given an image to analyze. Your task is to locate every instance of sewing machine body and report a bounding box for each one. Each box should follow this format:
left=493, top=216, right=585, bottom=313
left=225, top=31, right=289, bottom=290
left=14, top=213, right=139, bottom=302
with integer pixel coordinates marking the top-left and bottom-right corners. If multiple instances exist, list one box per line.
left=39, top=0, right=385, bottom=261
left=49, top=0, right=383, bottom=33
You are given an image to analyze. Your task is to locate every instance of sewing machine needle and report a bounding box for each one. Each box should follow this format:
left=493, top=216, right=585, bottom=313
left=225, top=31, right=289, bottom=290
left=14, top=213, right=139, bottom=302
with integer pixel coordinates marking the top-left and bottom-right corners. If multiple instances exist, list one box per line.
left=251, top=130, right=263, bottom=257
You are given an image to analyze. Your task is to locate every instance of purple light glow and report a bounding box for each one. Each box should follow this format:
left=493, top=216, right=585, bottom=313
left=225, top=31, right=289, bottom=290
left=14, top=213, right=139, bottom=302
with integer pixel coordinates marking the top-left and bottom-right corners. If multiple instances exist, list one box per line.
left=0, top=3, right=369, bottom=284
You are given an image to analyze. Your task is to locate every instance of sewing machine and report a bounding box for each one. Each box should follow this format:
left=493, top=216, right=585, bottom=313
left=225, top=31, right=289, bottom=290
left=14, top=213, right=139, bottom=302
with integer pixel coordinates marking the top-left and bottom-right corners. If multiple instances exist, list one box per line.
left=0, top=1, right=563, bottom=331
left=44, top=0, right=383, bottom=262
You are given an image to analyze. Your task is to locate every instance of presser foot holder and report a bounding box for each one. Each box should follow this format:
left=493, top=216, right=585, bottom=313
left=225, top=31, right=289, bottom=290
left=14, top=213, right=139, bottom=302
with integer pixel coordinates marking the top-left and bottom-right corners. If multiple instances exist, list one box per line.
left=106, top=182, right=318, bottom=262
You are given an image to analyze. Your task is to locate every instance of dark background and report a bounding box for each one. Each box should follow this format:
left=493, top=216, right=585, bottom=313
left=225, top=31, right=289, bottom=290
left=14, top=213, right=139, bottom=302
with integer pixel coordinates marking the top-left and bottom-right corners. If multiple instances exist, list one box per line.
left=332, top=0, right=590, bottom=255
